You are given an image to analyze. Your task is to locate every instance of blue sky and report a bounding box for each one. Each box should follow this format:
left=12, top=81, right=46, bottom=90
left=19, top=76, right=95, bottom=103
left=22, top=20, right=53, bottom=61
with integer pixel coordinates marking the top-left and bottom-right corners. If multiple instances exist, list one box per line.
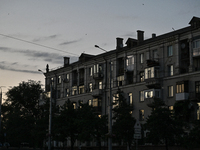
left=0, top=0, right=199, bottom=99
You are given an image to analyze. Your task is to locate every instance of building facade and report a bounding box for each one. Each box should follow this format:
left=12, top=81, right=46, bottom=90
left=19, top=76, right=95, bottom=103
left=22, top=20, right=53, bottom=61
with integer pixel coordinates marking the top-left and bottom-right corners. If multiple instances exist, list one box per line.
left=43, top=16, right=200, bottom=130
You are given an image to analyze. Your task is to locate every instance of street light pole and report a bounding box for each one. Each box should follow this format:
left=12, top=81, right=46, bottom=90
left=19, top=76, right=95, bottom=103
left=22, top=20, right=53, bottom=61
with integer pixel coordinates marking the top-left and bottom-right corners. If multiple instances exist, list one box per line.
left=94, top=45, right=112, bottom=150
left=38, top=69, right=52, bottom=150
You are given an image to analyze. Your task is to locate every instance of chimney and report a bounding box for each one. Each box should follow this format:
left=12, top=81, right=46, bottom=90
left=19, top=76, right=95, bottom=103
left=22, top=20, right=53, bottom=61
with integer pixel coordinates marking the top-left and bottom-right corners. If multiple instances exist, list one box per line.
left=116, top=37, right=123, bottom=49
left=64, top=57, right=70, bottom=67
left=152, top=33, right=156, bottom=38
left=137, top=30, right=144, bottom=43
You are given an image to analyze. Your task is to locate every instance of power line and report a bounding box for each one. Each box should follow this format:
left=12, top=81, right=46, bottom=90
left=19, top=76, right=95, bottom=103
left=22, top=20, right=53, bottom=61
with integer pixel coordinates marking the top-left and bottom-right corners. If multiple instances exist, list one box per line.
left=0, top=33, right=79, bottom=56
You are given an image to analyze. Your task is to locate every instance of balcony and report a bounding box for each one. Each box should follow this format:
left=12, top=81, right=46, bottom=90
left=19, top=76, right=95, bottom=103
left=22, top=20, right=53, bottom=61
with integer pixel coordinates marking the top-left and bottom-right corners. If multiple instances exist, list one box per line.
left=145, top=78, right=161, bottom=88
left=146, top=59, right=159, bottom=67
left=193, top=48, right=200, bottom=57
left=92, top=89, right=103, bottom=97
left=92, top=106, right=102, bottom=113
left=93, top=72, right=104, bottom=79
left=176, top=93, right=189, bottom=101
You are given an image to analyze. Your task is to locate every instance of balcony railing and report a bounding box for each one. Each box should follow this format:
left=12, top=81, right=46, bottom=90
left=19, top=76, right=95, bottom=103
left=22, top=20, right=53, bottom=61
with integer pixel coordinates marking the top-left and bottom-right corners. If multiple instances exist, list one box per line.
left=92, top=89, right=103, bottom=97
left=146, top=59, right=159, bottom=67
left=176, top=93, right=189, bottom=101
left=145, top=78, right=161, bottom=88
left=93, top=72, right=104, bottom=79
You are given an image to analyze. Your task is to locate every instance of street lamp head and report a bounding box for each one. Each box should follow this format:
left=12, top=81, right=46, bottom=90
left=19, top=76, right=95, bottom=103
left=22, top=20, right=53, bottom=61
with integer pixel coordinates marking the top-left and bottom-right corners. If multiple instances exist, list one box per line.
left=94, top=45, right=99, bottom=48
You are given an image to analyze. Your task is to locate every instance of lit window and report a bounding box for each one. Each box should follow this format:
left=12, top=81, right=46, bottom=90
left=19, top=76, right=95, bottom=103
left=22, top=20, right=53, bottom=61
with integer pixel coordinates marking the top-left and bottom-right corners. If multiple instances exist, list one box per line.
left=57, top=75, right=62, bottom=84
left=168, top=65, right=173, bottom=76
left=140, top=91, right=144, bottom=102
left=140, top=72, right=144, bottom=82
left=176, top=84, right=184, bottom=93
left=145, top=67, right=159, bottom=79
left=79, top=85, right=84, bottom=94
left=72, top=86, right=77, bottom=95
left=88, top=100, right=92, bottom=106
left=65, top=88, right=69, bottom=97
left=113, top=94, right=119, bottom=108
left=93, top=98, right=98, bottom=107
left=73, top=103, right=76, bottom=109
left=89, top=67, right=93, bottom=76
left=195, top=81, right=200, bottom=94
left=128, top=93, right=133, bottom=105
left=197, top=103, right=200, bottom=120
left=99, top=81, right=102, bottom=89
left=66, top=74, right=69, bottom=80
left=139, top=109, right=145, bottom=121
left=89, top=83, right=92, bottom=92
left=168, top=86, right=173, bottom=97
left=140, top=53, right=144, bottom=63
left=117, top=75, right=124, bottom=86
left=167, top=45, right=173, bottom=56
left=145, top=91, right=153, bottom=98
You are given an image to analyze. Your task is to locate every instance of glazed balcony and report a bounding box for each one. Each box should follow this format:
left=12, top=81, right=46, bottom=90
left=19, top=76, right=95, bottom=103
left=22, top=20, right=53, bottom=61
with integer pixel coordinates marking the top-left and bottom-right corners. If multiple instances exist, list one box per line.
left=176, top=93, right=189, bottom=101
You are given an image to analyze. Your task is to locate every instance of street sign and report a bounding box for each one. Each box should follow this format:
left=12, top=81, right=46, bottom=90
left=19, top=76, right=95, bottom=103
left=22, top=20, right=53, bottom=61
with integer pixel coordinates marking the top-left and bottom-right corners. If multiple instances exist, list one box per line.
left=134, top=120, right=142, bottom=139
left=134, top=133, right=142, bottom=139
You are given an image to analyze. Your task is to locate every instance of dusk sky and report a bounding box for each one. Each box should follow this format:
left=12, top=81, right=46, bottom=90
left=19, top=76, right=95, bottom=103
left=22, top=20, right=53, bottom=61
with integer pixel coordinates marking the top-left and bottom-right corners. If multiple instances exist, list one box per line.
left=0, top=0, right=199, bottom=99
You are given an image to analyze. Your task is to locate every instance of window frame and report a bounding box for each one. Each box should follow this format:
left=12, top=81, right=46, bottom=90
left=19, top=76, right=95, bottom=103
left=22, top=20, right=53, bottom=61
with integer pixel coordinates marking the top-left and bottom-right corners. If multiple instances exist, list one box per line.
left=167, top=45, right=173, bottom=57
left=168, top=85, right=173, bottom=97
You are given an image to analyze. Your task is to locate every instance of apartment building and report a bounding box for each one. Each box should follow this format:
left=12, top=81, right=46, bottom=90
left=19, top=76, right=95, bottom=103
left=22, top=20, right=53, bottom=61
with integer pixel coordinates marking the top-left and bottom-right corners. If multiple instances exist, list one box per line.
left=42, top=16, right=200, bottom=125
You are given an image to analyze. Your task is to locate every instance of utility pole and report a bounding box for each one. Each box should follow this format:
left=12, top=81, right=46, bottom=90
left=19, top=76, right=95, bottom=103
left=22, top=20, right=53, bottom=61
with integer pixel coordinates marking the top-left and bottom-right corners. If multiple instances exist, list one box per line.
left=94, top=45, right=112, bottom=150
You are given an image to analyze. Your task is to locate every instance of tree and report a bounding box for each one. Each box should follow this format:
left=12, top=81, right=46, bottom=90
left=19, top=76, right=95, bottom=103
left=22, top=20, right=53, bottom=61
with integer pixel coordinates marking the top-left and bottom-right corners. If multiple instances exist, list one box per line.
left=76, top=102, right=107, bottom=150
left=112, top=89, right=135, bottom=149
left=145, top=98, right=184, bottom=150
left=54, top=99, right=78, bottom=150
left=2, top=80, right=44, bottom=147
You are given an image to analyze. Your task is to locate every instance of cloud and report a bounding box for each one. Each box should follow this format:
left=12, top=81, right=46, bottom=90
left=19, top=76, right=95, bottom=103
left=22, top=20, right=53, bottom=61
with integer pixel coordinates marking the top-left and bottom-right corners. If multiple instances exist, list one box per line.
left=0, top=46, right=77, bottom=64
left=32, top=34, right=58, bottom=42
left=0, top=61, right=39, bottom=74
left=59, top=39, right=81, bottom=45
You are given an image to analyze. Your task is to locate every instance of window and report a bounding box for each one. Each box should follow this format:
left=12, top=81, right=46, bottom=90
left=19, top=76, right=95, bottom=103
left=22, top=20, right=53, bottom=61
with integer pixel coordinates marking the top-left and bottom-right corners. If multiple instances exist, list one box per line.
left=88, top=100, right=92, bottom=106
left=72, top=86, right=77, bottom=95
left=145, top=67, right=159, bottom=79
left=73, top=103, right=76, bottom=109
left=94, top=64, right=102, bottom=74
left=139, top=110, right=145, bottom=121
left=193, top=39, right=200, bottom=48
left=113, top=94, right=119, bottom=108
left=111, top=61, right=114, bottom=71
left=99, top=81, right=102, bottom=89
left=128, top=93, right=133, bottom=105
left=126, top=55, right=134, bottom=66
left=167, top=45, right=173, bottom=56
left=93, top=98, right=98, bottom=107
left=168, top=65, right=173, bottom=76
left=197, top=103, right=200, bottom=120
left=176, top=83, right=184, bottom=93
left=51, top=77, right=54, bottom=87
left=153, top=50, right=158, bottom=60
left=89, top=83, right=92, bottom=92
left=89, top=67, right=93, bottom=76
left=145, top=91, right=153, bottom=98
left=195, top=81, right=200, bottom=94
left=65, top=88, right=69, bottom=97
left=146, top=51, right=150, bottom=60
left=126, top=55, right=134, bottom=71
left=57, top=90, right=61, bottom=98
left=144, top=89, right=161, bottom=99
left=140, top=53, right=144, bottom=63
left=57, top=75, right=62, bottom=84
left=117, top=75, right=124, bottom=86
left=140, top=71, right=144, bottom=82
left=168, top=85, right=173, bottom=97
left=66, top=74, right=69, bottom=80
left=140, top=91, right=144, bottom=102
left=79, top=85, right=84, bottom=94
